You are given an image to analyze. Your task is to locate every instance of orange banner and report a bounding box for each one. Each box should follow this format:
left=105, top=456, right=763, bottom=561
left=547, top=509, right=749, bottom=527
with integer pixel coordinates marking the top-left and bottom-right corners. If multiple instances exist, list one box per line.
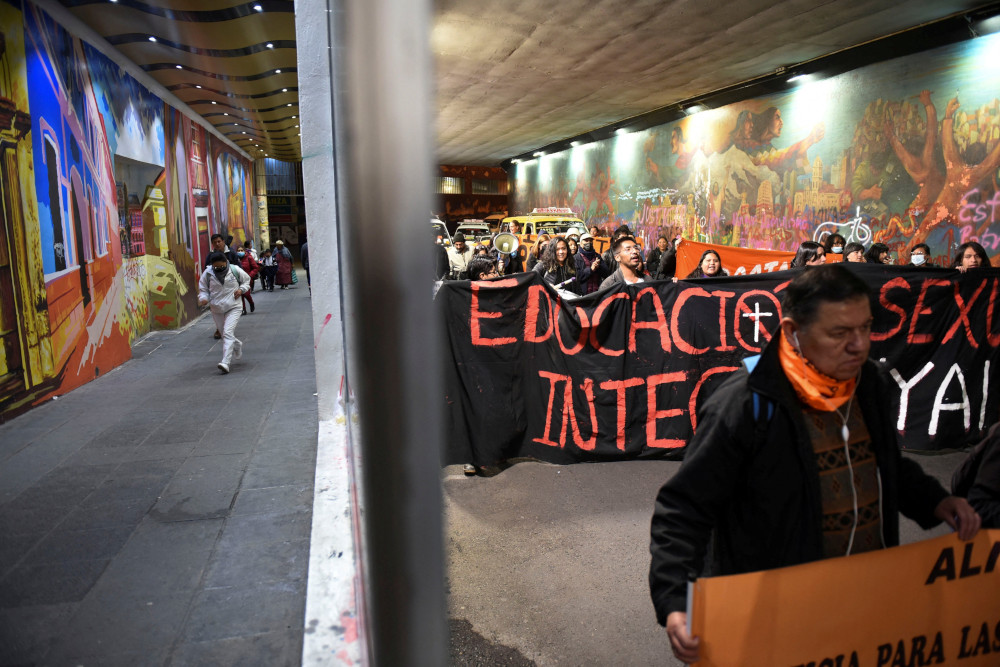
left=675, top=239, right=842, bottom=279
left=690, top=530, right=1000, bottom=667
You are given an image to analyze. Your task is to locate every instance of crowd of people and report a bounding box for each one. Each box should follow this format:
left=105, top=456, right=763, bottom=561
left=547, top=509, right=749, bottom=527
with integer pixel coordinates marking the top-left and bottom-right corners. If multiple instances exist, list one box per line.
left=435, top=222, right=996, bottom=294
left=199, top=233, right=306, bottom=374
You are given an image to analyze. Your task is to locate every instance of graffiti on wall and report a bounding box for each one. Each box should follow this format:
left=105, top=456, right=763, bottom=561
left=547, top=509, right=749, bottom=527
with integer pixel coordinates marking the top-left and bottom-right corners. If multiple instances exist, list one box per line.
left=511, top=32, right=1000, bottom=269
left=0, top=0, right=252, bottom=420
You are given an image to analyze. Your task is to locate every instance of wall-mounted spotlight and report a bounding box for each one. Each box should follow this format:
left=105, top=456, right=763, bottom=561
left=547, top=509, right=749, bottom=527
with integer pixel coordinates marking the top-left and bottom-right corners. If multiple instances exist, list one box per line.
left=533, top=151, right=544, bottom=157
left=684, top=104, right=706, bottom=115
left=615, top=128, right=629, bottom=135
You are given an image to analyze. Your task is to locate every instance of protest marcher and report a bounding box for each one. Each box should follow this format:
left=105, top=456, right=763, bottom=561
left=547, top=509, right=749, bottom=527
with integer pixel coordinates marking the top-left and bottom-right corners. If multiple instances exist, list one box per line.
left=432, top=231, right=449, bottom=280
left=822, top=233, right=846, bottom=255
left=601, top=225, right=634, bottom=274
left=951, top=422, right=1000, bottom=528
left=790, top=241, right=826, bottom=268
left=685, top=249, right=726, bottom=278
left=542, top=237, right=591, bottom=296
left=577, top=232, right=607, bottom=294
left=260, top=248, right=277, bottom=291
left=566, top=236, right=580, bottom=256
left=599, top=236, right=646, bottom=289
left=526, top=234, right=551, bottom=274
left=237, top=247, right=259, bottom=314
left=198, top=251, right=251, bottom=374
left=645, top=236, right=671, bottom=274
left=467, top=255, right=499, bottom=281
left=300, top=241, right=310, bottom=291
left=273, top=239, right=294, bottom=289
left=908, top=243, right=931, bottom=267
left=649, top=264, right=980, bottom=664
left=447, top=232, right=474, bottom=279
left=843, top=242, right=865, bottom=262
left=864, top=242, right=891, bottom=264
left=952, top=241, right=991, bottom=271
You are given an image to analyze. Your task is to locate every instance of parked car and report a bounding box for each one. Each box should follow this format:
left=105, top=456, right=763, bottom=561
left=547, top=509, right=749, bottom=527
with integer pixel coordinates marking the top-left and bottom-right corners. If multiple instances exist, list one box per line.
left=431, top=218, right=452, bottom=246
left=455, top=220, right=492, bottom=243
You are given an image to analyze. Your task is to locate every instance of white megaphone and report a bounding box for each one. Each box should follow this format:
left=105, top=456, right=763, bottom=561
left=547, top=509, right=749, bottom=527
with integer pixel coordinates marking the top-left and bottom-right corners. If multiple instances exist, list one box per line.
left=493, top=232, right=520, bottom=256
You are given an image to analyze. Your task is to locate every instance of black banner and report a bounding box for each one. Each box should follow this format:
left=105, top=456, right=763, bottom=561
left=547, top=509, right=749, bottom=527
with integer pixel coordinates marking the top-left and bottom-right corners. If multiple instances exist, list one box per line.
left=440, top=266, right=1000, bottom=468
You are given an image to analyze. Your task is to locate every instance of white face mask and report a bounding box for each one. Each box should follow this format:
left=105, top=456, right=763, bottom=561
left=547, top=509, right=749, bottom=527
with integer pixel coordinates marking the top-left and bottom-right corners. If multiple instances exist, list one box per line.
left=831, top=246, right=843, bottom=254
left=911, top=254, right=926, bottom=265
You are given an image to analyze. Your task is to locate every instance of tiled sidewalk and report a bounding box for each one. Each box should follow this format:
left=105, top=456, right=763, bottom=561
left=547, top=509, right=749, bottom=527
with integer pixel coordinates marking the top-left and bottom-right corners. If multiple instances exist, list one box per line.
left=0, top=282, right=317, bottom=666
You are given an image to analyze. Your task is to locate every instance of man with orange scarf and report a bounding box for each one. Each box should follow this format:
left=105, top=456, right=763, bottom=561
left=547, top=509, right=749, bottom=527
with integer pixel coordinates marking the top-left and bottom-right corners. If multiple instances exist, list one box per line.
left=649, top=264, right=980, bottom=665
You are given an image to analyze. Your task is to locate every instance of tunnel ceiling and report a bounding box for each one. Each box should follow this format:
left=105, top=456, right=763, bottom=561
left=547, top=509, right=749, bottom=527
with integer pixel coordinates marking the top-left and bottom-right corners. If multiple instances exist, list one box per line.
left=58, top=0, right=994, bottom=166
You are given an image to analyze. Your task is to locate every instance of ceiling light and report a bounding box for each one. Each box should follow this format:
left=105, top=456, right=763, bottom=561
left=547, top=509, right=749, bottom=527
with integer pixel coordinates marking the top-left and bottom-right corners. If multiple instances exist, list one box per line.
left=242, top=131, right=246, bottom=134
left=196, top=85, right=202, bottom=89
left=291, top=115, right=296, bottom=119
left=282, top=88, right=287, bottom=92
left=275, top=69, right=281, bottom=74
left=223, top=113, right=229, bottom=115
left=533, top=151, right=544, bottom=157
left=294, top=125, right=299, bottom=128
left=266, top=43, right=274, bottom=49
left=148, top=36, right=157, bottom=42
left=286, top=103, right=292, bottom=107
left=211, top=101, right=217, bottom=104
left=570, top=141, right=581, bottom=147
left=175, top=65, right=182, bottom=69
left=615, top=128, right=629, bottom=135
left=253, top=3, right=262, bottom=10
left=684, top=104, right=706, bottom=115
left=511, top=158, right=521, bottom=164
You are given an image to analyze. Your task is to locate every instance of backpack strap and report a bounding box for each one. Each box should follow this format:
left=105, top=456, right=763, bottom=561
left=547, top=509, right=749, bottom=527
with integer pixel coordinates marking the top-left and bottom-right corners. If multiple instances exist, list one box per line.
left=743, top=354, right=775, bottom=449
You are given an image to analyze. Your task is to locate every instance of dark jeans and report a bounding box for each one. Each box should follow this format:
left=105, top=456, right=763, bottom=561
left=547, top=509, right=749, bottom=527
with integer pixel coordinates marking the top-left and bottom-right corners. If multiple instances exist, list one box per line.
left=263, top=266, right=276, bottom=290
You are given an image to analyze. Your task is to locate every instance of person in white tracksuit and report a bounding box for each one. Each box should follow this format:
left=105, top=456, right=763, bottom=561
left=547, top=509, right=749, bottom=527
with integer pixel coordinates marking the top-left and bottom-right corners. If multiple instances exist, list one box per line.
left=198, top=251, right=252, bottom=373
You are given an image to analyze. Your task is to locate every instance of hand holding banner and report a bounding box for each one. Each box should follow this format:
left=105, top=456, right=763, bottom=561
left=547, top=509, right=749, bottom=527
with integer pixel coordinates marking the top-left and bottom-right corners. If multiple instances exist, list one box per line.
left=689, top=531, right=1000, bottom=666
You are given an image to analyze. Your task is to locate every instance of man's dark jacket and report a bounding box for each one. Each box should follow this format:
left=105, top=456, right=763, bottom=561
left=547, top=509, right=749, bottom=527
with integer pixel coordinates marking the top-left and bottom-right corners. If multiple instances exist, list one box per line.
left=648, top=331, right=948, bottom=625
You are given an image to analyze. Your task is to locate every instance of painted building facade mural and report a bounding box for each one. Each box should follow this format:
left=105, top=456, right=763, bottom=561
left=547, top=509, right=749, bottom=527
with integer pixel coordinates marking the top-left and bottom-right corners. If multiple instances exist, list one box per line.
left=0, top=0, right=252, bottom=420
left=510, top=32, right=1000, bottom=269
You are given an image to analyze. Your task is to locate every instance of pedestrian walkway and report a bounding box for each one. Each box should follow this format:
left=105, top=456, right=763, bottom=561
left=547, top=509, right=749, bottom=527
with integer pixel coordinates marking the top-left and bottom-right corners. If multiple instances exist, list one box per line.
left=0, top=281, right=318, bottom=666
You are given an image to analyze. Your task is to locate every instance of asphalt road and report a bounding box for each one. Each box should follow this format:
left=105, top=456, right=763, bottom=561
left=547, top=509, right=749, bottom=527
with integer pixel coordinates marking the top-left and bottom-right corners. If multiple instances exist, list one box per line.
left=443, top=451, right=964, bottom=666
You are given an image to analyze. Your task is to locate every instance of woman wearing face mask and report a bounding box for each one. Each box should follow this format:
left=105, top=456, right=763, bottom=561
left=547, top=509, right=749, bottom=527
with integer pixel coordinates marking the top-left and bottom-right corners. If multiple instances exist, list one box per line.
left=198, top=252, right=251, bottom=374
left=843, top=243, right=865, bottom=263
left=952, top=241, right=992, bottom=272
left=526, top=234, right=551, bottom=274
left=685, top=249, right=725, bottom=278
left=823, top=233, right=846, bottom=257
left=907, top=243, right=932, bottom=267
left=237, top=248, right=259, bottom=313
left=576, top=233, right=606, bottom=294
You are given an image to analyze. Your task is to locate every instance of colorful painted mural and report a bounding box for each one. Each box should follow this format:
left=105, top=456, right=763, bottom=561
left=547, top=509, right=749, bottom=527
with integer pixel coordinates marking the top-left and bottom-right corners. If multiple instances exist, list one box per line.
left=511, top=31, right=1000, bottom=269
left=0, top=0, right=253, bottom=420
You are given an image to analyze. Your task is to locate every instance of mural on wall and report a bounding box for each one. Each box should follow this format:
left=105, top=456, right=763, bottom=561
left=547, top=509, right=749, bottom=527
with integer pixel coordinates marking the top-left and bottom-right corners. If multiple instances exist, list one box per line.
left=0, top=0, right=253, bottom=420
left=210, top=140, right=253, bottom=250
left=511, top=32, right=1000, bottom=268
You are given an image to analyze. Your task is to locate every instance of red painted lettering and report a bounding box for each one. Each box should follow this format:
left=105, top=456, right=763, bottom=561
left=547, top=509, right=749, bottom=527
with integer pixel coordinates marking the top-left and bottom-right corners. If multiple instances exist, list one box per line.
left=713, top=290, right=737, bottom=352
left=533, top=370, right=569, bottom=447
left=907, top=279, right=951, bottom=345
left=524, top=284, right=553, bottom=343
left=590, top=292, right=629, bottom=357
left=629, top=287, right=671, bottom=353
left=942, top=279, right=986, bottom=348
left=599, top=377, right=644, bottom=450
left=871, top=277, right=911, bottom=342
left=554, top=301, right=590, bottom=355
left=689, top=366, right=740, bottom=431
left=671, top=287, right=711, bottom=355
left=471, top=279, right=518, bottom=346
left=646, top=373, right=686, bottom=449
left=568, top=378, right=598, bottom=451
left=986, top=279, right=1000, bottom=347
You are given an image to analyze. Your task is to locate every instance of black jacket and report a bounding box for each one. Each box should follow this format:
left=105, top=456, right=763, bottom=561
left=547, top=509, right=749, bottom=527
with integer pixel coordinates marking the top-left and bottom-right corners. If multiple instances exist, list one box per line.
left=648, top=332, right=948, bottom=625
left=959, top=422, right=1000, bottom=528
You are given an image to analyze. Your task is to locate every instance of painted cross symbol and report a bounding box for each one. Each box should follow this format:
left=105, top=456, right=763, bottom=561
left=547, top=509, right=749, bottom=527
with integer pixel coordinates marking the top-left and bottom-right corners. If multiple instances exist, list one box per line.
left=742, top=301, right=774, bottom=343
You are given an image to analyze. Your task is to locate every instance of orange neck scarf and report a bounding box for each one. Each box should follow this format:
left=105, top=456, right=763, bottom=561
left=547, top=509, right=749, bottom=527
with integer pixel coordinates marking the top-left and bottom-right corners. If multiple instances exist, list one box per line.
left=777, top=331, right=857, bottom=412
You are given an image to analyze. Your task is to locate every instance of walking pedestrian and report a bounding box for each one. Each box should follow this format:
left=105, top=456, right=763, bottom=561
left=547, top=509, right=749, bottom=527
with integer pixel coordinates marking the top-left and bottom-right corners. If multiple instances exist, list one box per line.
left=237, top=247, right=259, bottom=313
left=273, top=240, right=294, bottom=289
left=198, top=251, right=251, bottom=374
